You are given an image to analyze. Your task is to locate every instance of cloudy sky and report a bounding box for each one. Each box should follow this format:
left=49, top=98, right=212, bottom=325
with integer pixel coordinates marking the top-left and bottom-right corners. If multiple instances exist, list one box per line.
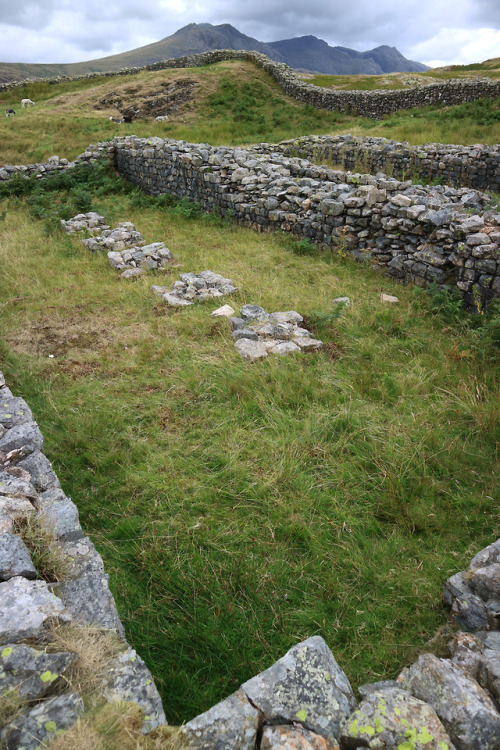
left=1, top=0, right=499, bottom=68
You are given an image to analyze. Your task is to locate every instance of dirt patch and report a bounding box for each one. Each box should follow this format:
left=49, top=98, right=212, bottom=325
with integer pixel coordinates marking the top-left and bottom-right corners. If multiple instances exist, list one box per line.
left=94, top=78, right=199, bottom=121
left=6, top=318, right=116, bottom=357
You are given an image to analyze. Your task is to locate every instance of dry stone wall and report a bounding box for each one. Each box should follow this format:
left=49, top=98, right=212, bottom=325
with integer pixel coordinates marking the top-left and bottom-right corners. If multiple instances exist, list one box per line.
left=2, top=50, right=500, bottom=119
left=107, top=135, right=500, bottom=309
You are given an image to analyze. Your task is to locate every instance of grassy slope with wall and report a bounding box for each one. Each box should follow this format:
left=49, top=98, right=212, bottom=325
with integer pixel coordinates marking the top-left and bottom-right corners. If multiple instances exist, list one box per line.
left=0, top=60, right=499, bottom=723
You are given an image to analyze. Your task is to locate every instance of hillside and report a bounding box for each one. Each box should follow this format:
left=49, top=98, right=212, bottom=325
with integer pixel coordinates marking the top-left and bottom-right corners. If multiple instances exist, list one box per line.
left=0, top=22, right=427, bottom=82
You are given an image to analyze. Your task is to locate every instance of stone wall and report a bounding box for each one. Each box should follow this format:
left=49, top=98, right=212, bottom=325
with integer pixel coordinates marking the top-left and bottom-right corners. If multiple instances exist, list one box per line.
left=257, top=134, right=500, bottom=193
left=1, top=365, right=500, bottom=748
left=107, top=135, right=500, bottom=309
left=2, top=49, right=500, bottom=119
left=0, top=370, right=166, bottom=748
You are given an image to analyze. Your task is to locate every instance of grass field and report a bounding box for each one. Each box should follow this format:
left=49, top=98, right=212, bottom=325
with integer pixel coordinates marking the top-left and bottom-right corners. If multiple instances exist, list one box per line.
left=0, top=165, right=498, bottom=722
left=1, top=60, right=500, bottom=168
left=0, top=57, right=499, bottom=728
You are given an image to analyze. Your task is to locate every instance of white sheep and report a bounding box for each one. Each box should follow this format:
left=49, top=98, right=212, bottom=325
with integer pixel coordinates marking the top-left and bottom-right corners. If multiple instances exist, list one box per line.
left=21, top=99, right=35, bottom=108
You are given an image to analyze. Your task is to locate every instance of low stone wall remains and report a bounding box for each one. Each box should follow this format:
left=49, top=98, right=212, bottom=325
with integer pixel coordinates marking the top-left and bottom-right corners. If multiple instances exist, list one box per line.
left=2, top=50, right=500, bottom=119
left=1, top=366, right=500, bottom=748
left=105, top=135, right=500, bottom=309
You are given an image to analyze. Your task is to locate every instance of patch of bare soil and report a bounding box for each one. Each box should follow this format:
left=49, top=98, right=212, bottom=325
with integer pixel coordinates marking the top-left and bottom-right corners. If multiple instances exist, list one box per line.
left=7, top=318, right=116, bottom=357
left=95, top=78, right=199, bottom=121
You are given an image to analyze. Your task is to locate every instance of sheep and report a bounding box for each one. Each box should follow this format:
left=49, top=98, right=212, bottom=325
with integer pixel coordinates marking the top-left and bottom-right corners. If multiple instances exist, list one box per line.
left=21, top=98, right=35, bottom=108
left=109, top=116, right=123, bottom=124
left=5, top=108, right=16, bottom=117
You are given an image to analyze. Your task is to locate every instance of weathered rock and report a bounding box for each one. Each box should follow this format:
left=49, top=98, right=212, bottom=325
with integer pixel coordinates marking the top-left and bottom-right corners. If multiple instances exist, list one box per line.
left=0, top=533, right=37, bottom=581
left=469, top=540, right=500, bottom=570
left=357, top=680, right=401, bottom=699
left=38, top=487, right=83, bottom=541
left=400, top=653, right=500, bottom=749
left=104, top=648, right=166, bottom=732
left=0, top=576, right=70, bottom=644
left=121, top=267, right=146, bottom=278
left=183, top=688, right=260, bottom=749
left=61, top=212, right=109, bottom=235
left=53, top=538, right=125, bottom=635
left=234, top=339, right=269, bottom=361
left=0, top=692, right=83, bottom=750
left=449, top=632, right=484, bottom=678
left=0, top=642, right=76, bottom=699
left=241, top=636, right=356, bottom=741
left=240, top=304, right=269, bottom=322
left=269, top=311, right=304, bottom=324
left=17, top=449, right=61, bottom=492
left=261, top=724, right=340, bottom=749
left=340, top=686, right=454, bottom=749
left=0, top=422, right=43, bottom=455
left=211, top=304, right=236, bottom=317
left=0, top=472, right=38, bottom=502
left=269, top=341, right=301, bottom=355
left=0, top=495, right=35, bottom=533
left=380, top=293, right=399, bottom=303
left=0, top=395, right=32, bottom=429
left=332, top=297, right=351, bottom=307
left=294, top=337, right=323, bottom=351
left=467, top=563, right=500, bottom=601
left=162, top=292, right=194, bottom=306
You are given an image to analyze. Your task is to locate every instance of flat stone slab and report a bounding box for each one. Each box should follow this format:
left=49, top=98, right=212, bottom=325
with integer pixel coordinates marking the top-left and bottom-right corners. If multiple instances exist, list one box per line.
left=241, top=636, right=356, bottom=741
left=234, top=339, right=269, bottom=361
left=0, top=395, right=33, bottom=429
left=0, top=533, right=37, bottom=581
left=104, top=647, right=167, bottom=732
left=183, top=688, right=259, bottom=749
left=0, top=642, right=76, bottom=699
left=340, top=686, right=454, bottom=749
left=400, top=653, right=500, bottom=750
left=0, top=421, right=43, bottom=455
left=162, top=292, right=194, bottom=306
left=0, top=576, right=70, bottom=644
left=0, top=692, right=83, bottom=750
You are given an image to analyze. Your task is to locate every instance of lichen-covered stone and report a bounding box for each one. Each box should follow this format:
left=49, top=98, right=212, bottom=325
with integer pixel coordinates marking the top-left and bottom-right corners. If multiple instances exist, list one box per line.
left=104, top=648, right=166, bottom=732
left=469, top=540, right=500, bottom=570
left=478, top=649, right=500, bottom=702
left=0, top=642, right=76, bottom=699
left=183, top=688, right=259, bottom=749
left=0, top=395, right=33, bottom=429
left=241, top=636, right=356, bottom=741
left=234, top=338, right=269, bottom=360
left=467, top=563, right=500, bottom=601
left=0, top=471, right=38, bottom=502
left=0, top=533, right=37, bottom=581
left=261, top=724, right=340, bottom=749
left=400, top=653, right=500, bottom=750
left=0, top=576, right=70, bottom=644
left=340, top=686, right=454, bottom=749
left=0, top=692, right=83, bottom=749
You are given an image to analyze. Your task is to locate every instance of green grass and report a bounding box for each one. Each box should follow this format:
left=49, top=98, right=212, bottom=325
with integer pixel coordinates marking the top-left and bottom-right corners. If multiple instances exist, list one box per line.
left=0, top=171, right=498, bottom=723
left=2, top=60, right=500, bottom=168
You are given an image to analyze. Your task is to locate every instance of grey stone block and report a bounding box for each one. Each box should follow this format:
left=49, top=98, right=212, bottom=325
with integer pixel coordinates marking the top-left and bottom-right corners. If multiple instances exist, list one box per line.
left=0, top=576, right=71, bottom=644
left=241, top=636, right=356, bottom=741
left=183, top=688, right=259, bottom=749
left=17, top=449, right=61, bottom=492
left=0, top=533, right=37, bottom=581
left=0, top=692, right=83, bottom=750
left=0, top=642, right=76, bottom=699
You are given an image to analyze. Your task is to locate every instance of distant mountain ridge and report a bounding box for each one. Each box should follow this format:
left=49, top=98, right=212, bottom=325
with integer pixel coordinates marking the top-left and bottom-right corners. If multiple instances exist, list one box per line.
left=0, top=22, right=428, bottom=83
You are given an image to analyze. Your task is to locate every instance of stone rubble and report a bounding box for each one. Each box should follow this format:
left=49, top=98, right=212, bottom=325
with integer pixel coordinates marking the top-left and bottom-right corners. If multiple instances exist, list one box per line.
left=60, top=211, right=110, bottom=235
left=150, top=269, right=238, bottom=305
left=230, top=305, right=323, bottom=360
left=81, top=220, right=145, bottom=252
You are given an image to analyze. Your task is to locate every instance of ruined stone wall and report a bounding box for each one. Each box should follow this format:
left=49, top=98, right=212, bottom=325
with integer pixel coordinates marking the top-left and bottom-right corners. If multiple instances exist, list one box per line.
left=2, top=49, right=500, bottom=118
left=107, top=136, right=500, bottom=309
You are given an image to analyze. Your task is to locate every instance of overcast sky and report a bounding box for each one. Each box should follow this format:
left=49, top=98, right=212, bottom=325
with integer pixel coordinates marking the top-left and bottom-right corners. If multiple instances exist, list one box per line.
left=1, top=0, right=500, bottom=68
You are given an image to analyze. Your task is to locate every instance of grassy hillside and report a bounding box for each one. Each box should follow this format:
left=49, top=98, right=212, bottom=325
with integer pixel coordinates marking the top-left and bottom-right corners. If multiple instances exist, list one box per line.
left=1, top=60, right=499, bottom=169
